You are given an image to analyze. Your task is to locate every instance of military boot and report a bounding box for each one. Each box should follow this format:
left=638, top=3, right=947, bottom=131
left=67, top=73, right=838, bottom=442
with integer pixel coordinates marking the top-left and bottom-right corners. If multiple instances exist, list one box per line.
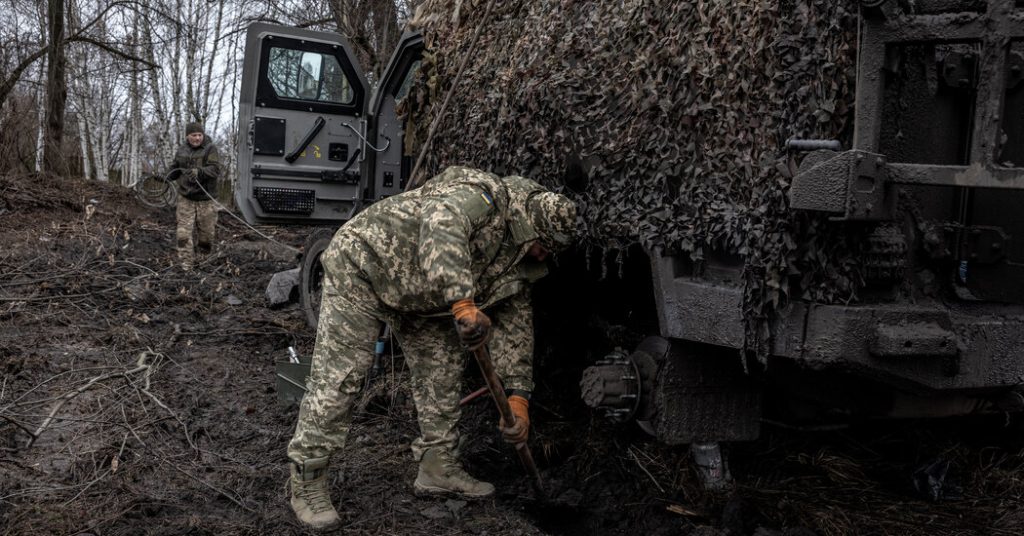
left=288, top=457, right=340, bottom=530
left=413, top=448, right=495, bottom=498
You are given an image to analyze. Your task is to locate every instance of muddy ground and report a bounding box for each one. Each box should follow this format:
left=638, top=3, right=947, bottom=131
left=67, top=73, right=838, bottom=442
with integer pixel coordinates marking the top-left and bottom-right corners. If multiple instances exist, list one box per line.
left=2, top=172, right=1024, bottom=536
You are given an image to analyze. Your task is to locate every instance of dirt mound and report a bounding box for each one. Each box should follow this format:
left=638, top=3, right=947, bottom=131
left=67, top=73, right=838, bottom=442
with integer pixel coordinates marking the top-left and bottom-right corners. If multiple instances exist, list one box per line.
left=2, top=171, right=1024, bottom=535
left=1, top=171, right=104, bottom=213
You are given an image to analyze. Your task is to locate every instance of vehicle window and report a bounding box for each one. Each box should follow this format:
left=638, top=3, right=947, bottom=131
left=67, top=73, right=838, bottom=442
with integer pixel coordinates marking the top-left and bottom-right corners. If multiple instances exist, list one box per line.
left=267, top=47, right=354, bottom=104
left=394, top=59, right=422, bottom=101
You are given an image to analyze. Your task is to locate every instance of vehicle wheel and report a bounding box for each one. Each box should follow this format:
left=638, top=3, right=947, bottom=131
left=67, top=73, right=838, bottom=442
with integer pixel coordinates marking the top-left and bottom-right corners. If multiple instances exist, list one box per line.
left=300, top=228, right=336, bottom=330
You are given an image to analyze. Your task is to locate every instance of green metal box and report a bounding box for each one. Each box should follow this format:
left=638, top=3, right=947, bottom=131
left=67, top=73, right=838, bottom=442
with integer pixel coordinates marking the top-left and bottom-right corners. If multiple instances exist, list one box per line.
left=275, top=353, right=312, bottom=403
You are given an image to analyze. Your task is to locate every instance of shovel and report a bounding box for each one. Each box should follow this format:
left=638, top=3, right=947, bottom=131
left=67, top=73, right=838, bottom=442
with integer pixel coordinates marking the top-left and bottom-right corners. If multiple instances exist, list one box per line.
left=468, top=343, right=546, bottom=498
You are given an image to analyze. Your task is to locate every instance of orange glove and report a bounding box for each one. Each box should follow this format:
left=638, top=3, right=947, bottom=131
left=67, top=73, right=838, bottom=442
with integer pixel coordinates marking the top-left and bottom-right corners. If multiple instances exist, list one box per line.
left=452, top=298, right=491, bottom=350
left=499, top=395, right=530, bottom=444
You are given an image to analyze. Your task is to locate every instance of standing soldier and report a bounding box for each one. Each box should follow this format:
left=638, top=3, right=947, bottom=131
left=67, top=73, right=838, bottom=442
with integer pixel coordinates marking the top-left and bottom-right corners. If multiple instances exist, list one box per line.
left=287, top=166, right=577, bottom=530
left=167, top=122, right=222, bottom=271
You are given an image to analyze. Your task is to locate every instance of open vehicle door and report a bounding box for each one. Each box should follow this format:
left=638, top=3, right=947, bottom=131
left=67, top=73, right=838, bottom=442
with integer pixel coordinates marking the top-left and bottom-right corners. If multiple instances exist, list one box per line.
left=366, top=32, right=424, bottom=201
left=236, top=25, right=425, bottom=328
left=235, top=23, right=371, bottom=225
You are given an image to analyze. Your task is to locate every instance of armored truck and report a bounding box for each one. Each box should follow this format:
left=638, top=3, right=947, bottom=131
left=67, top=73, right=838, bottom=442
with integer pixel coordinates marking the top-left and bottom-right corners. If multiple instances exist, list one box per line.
left=235, top=1, right=1024, bottom=472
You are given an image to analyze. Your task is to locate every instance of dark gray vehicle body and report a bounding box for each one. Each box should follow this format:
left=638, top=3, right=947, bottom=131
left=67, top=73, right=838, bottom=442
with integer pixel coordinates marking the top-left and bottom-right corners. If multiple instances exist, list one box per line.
left=628, top=0, right=1024, bottom=444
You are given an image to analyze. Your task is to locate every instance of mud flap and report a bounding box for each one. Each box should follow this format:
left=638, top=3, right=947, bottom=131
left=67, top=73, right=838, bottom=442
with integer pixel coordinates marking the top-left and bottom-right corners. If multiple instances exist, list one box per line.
left=651, top=344, right=762, bottom=443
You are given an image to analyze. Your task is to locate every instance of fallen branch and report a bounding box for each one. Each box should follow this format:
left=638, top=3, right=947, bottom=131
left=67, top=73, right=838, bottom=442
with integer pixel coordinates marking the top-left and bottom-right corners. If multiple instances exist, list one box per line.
left=135, top=367, right=197, bottom=452
left=1, top=366, right=122, bottom=411
left=60, top=467, right=113, bottom=506
left=628, top=446, right=665, bottom=493
left=0, top=414, right=35, bottom=437
left=26, top=351, right=156, bottom=448
left=162, top=459, right=256, bottom=513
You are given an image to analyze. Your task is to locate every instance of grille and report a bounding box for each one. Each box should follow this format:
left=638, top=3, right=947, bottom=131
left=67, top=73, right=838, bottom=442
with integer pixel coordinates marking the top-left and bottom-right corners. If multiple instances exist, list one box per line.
left=254, top=187, right=315, bottom=215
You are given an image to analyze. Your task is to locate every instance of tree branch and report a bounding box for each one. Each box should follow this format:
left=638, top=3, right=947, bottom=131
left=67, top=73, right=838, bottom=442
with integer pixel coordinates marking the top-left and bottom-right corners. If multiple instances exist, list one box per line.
left=296, top=17, right=335, bottom=28
left=65, top=35, right=159, bottom=69
left=0, top=45, right=50, bottom=110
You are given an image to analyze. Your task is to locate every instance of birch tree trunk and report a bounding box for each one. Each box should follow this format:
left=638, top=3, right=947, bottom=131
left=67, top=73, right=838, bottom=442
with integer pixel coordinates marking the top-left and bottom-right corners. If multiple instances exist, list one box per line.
left=77, top=101, right=92, bottom=180
left=126, top=10, right=141, bottom=186
left=141, top=10, right=174, bottom=161
left=34, top=2, right=48, bottom=172
left=184, top=0, right=199, bottom=121
left=71, top=41, right=97, bottom=181
left=224, top=31, right=242, bottom=193
left=200, top=0, right=225, bottom=126
left=170, top=0, right=183, bottom=135
left=95, top=78, right=110, bottom=182
left=35, top=59, right=46, bottom=173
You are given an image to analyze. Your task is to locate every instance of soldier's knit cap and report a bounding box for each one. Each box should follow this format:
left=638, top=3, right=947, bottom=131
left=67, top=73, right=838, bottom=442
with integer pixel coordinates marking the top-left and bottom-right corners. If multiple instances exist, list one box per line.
left=185, top=122, right=205, bottom=135
left=528, top=191, right=577, bottom=252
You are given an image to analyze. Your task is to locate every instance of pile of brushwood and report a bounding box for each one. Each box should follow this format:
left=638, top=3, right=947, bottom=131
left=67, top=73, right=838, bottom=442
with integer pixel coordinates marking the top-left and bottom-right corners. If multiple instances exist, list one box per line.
left=407, top=0, right=866, bottom=353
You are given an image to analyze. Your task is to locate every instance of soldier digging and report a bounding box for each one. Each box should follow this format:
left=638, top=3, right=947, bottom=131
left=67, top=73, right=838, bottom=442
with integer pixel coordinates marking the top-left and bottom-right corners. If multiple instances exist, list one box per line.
left=286, top=166, right=577, bottom=530
left=166, top=122, right=222, bottom=271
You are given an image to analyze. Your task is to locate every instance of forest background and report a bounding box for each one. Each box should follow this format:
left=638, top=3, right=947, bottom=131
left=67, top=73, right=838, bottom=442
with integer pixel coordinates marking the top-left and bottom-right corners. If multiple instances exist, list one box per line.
left=0, top=0, right=421, bottom=197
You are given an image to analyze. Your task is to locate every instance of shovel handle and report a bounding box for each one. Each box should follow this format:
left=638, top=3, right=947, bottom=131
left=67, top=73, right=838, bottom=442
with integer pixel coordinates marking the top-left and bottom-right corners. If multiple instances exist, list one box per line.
left=470, top=345, right=545, bottom=496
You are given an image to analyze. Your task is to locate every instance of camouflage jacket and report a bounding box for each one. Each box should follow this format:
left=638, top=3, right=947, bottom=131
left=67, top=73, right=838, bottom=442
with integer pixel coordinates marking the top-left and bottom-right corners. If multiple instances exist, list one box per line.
left=167, top=138, right=222, bottom=201
left=329, top=166, right=550, bottom=315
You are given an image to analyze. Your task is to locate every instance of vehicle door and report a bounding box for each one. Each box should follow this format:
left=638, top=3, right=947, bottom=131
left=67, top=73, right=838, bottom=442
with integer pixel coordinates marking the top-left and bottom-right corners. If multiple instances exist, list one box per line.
left=235, top=23, right=370, bottom=225
left=366, top=31, right=424, bottom=201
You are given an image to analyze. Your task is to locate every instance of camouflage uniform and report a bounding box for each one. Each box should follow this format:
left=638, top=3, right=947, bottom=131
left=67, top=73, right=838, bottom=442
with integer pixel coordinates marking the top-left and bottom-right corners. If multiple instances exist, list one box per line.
left=287, top=166, right=576, bottom=466
left=167, top=135, right=222, bottom=268
left=175, top=198, right=218, bottom=267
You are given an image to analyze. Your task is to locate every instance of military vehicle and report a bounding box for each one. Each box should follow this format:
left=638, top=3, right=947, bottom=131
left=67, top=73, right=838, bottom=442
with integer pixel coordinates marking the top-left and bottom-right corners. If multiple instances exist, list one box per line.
left=236, top=0, right=1024, bottom=484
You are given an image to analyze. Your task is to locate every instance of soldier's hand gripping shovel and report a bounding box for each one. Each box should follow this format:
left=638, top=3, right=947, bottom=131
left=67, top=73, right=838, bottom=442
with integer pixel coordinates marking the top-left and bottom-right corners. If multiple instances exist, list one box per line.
left=468, top=343, right=547, bottom=499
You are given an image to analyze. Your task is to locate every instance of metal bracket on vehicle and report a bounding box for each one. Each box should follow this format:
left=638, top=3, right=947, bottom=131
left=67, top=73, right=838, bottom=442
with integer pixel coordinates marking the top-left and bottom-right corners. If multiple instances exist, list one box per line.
left=943, top=224, right=1011, bottom=264
left=940, top=51, right=977, bottom=90
left=870, top=322, right=958, bottom=359
left=789, top=149, right=895, bottom=221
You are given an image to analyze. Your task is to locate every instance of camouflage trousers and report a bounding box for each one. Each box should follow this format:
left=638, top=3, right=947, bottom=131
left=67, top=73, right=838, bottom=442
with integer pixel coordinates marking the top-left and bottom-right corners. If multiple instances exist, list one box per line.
left=175, top=197, right=217, bottom=269
left=287, top=236, right=534, bottom=466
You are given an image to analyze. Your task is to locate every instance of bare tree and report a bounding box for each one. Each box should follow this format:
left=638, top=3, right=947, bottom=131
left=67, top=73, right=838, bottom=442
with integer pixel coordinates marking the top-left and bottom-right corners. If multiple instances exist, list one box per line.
left=124, top=9, right=142, bottom=185
left=43, top=0, right=68, bottom=175
left=140, top=4, right=174, bottom=162
left=328, top=0, right=401, bottom=80
left=35, top=5, right=47, bottom=173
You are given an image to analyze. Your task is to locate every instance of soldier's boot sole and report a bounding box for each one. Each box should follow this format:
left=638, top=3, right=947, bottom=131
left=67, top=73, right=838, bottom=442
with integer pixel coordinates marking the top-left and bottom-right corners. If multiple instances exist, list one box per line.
left=288, top=464, right=341, bottom=531
left=413, top=479, right=495, bottom=499
left=414, top=448, right=495, bottom=499
left=289, top=496, right=341, bottom=530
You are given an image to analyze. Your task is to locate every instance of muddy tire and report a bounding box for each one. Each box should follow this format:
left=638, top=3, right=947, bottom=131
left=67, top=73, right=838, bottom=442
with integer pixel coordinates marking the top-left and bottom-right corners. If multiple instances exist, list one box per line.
left=300, top=228, right=336, bottom=330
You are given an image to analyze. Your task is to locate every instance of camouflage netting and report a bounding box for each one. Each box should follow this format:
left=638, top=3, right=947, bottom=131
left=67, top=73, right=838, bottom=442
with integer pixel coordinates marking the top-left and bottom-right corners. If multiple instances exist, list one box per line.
left=407, top=0, right=864, bottom=355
